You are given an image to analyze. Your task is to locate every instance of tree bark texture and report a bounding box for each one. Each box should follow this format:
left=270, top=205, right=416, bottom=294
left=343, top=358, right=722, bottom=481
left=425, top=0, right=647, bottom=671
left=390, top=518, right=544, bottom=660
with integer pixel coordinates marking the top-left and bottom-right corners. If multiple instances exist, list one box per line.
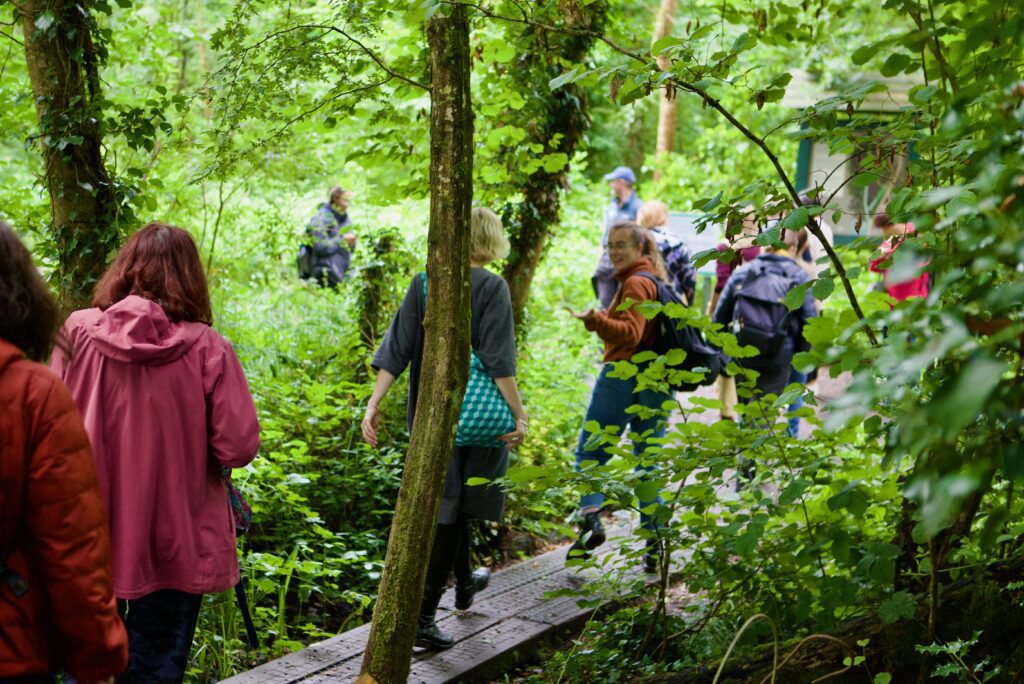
left=501, top=4, right=605, bottom=329
left=652, top=0, right=678, bottom=182
left=358, top=6, right=473, bottom=683
left=20, top=0, right=124, bottom=311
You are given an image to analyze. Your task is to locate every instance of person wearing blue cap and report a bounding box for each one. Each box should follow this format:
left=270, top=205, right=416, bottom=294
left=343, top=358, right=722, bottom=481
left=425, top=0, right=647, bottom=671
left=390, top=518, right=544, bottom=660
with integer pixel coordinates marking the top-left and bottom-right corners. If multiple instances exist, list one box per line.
left=594, top=166, right=643, bottom=308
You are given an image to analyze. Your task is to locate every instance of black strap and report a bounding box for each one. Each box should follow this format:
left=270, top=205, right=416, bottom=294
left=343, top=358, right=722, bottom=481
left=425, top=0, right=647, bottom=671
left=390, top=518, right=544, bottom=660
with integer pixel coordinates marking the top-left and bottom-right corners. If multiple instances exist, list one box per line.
left=234, top=579, right=260, bottom=649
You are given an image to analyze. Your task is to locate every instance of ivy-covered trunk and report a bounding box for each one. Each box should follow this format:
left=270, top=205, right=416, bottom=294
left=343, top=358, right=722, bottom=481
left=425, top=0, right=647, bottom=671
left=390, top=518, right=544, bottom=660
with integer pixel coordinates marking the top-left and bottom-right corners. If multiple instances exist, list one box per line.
left=20, top=0, right=124, bottom=311
left=357, top=6, right=473, bottom=683
left=501, top=5, right=605, bottom=329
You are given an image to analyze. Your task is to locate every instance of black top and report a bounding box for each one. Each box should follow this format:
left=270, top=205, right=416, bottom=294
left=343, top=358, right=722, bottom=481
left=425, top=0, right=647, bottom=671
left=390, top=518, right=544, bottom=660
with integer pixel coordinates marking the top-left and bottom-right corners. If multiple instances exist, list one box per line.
left=372, top=267, right=517, bottom=429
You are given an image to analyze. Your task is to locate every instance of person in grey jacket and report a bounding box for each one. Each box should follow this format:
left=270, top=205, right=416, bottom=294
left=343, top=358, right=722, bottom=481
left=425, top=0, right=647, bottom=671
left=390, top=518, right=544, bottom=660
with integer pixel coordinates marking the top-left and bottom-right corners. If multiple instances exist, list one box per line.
left=593, top=166, right=643, bottom=309
left=361, top=207, right=528, bottom=651
left=305, top=186, right=357, bottom=287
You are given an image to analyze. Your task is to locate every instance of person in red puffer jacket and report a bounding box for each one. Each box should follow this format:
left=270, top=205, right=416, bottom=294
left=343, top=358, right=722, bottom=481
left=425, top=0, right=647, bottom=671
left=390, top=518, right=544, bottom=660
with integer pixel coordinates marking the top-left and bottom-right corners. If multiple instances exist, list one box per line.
left=0, top=222, right=127, bottom=684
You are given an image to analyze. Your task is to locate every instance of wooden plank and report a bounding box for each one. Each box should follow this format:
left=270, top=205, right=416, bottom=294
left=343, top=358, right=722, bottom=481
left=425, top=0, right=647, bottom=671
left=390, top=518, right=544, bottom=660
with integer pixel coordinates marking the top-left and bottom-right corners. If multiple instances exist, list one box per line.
left=218, top=527, right=650, bottom=684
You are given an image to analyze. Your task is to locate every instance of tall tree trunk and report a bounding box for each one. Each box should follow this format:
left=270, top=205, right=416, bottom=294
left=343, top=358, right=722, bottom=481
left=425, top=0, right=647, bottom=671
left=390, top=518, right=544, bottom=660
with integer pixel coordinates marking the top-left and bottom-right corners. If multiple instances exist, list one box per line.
left=20, top=0, right=124, bottom=311
left=501, top=4, right=605, bottom=328
left=652, top=0, right=678, bottom=182
left=357, top=6, right=473, bottom=683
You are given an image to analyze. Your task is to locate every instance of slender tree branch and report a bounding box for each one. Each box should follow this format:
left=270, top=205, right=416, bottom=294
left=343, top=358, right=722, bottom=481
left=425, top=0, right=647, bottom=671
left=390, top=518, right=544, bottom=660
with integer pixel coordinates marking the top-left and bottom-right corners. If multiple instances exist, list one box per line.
left=0, top=29, right=23, bottom=45
left=321, top=25, right=429, bottom=91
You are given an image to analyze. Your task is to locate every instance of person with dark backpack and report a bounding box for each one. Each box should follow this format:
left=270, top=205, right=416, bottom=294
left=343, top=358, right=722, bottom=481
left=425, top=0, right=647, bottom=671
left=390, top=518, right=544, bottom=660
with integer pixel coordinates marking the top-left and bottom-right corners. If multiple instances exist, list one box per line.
left=566, top=222, right=676, bottom=573
left=300, top=186, right=357, bottom=287
left=713, top=226, right=816, bottom=399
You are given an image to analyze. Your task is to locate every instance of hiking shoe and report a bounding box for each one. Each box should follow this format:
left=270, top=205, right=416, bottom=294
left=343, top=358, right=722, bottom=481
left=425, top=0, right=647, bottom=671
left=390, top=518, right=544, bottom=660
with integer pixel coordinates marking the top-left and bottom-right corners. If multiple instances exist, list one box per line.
left=455, top=567, right=491, bottom=610
left=566, top=511, right=606, bottom=563
left=415, top=620, right=455, bottom=650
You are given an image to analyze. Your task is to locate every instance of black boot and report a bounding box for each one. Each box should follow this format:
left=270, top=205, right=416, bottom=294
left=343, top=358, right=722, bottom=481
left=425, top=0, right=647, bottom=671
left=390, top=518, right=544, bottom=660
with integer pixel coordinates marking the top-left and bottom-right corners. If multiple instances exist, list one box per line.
left=415, top=578, right=455, bottom=650
left=454, top=567, right=490, bottom=610
left=566, top=511, right=606, bottom=563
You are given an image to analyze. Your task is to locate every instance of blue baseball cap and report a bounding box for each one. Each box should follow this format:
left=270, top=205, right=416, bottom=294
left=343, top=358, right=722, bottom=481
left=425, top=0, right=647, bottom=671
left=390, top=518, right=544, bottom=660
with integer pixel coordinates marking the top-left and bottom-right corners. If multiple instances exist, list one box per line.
left=603, top=166, right=636, bottom=184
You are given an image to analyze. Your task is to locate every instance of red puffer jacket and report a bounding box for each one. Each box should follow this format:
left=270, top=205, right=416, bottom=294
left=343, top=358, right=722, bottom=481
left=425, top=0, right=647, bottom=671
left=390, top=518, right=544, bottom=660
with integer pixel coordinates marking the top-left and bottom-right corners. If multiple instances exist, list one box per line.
left=0, top=339, right=128, bottom=681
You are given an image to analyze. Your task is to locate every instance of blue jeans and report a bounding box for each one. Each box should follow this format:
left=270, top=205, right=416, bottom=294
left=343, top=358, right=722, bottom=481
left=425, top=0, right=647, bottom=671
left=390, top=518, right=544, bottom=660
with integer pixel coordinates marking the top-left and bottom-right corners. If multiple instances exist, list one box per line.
left=787, top=368, right=807, bottom=437
left=575, top=365, right=669, bottom=529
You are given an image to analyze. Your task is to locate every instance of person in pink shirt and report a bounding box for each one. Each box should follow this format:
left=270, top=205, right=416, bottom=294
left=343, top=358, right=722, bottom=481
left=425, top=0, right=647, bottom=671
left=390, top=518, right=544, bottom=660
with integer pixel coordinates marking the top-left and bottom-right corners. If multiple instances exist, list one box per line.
left=869, top=212, right=930, bottom=302
left=51, top=223, right=260, bottom=684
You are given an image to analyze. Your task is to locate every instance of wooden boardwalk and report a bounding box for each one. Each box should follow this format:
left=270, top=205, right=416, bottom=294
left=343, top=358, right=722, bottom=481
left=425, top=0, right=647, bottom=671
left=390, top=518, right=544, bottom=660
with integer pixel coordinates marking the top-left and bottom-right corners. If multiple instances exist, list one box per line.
left=220, top=524, right=652, bottom=684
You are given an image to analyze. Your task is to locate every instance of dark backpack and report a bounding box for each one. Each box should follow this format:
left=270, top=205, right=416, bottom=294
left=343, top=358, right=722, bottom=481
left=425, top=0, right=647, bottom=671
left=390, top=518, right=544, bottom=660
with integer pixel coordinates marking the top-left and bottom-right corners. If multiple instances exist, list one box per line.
left=634, top=272, right=727, bottom=392
left=297, top=243, right=314, bottom=280
left=657, top=236, right=697, bottom=305
left=730, top=262, right=801, bottom=358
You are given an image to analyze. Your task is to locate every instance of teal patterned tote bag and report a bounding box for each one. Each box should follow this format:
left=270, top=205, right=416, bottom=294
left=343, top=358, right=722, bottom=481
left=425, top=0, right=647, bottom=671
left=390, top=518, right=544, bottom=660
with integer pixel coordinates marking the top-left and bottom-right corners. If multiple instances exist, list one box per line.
left=421, top=274, right=515, bottom=447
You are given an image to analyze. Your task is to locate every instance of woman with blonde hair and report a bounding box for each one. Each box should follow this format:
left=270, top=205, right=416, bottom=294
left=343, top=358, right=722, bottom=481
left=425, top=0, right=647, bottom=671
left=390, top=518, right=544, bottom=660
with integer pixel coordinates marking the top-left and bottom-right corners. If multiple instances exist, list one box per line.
left=636, top=200, right=696, bottom=304
left=565, top=221, right=672, bottom=573
left=362, top=207, right=527, bottom=651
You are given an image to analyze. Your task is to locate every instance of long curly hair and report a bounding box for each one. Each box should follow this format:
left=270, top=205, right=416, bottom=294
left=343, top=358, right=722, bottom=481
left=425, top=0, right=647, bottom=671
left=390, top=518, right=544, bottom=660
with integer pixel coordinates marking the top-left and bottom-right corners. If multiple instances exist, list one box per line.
left=93, top=222, right=212, bottom=324
left=0, top=222, right=60, bottom=362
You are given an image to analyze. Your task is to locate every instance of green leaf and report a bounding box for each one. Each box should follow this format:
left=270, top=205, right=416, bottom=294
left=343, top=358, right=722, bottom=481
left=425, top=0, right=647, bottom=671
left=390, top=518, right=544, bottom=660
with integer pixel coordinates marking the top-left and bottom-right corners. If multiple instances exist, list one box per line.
left=910, top=84, right=939, bottom=104
left=929, top=355, right=1008, bottom=439
left=812, top=276, right=835, bottom=301
left=465, top=477, right=491, bottom=486
left=780, top=206, right=809, bottom=231
left=663, top=348, right=687, bottom=366
left=878, top=591, right=916, bottom=624
left=874, top=674, right=893, bottom=684
left=508, top=465, right=546, bottom=483
left=731, top=31, right=757, bottom=53
left=852, top=44, right=876, bottom=65
left=784, top=281, right=812, bottom=311
left=828, top=481, right=870, bottom=517
left=880, top=53, right=912, bottom=77
left=549, top=67, right=580, bottom=91
left=540, top=153, right=569, bottom=173
left=652, top=36, right=683, bottom=53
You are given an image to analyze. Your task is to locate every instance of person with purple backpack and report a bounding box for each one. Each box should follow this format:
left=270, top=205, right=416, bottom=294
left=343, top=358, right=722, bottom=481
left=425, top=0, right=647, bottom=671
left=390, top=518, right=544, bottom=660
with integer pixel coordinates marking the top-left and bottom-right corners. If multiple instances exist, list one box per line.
left=713, top=226, right=816, bottom=485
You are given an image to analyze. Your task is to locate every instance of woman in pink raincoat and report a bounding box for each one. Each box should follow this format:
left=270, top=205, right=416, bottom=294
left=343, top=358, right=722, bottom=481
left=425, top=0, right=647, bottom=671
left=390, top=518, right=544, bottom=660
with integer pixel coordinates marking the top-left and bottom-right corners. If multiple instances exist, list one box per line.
left=51, top=223, right=260, bottom=684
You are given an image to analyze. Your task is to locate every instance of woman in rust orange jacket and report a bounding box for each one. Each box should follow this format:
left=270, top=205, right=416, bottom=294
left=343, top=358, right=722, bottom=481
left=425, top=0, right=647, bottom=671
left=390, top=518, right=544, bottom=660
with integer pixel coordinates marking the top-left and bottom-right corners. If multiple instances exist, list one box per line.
left=565, top=221, right=672, bottom=573
left=0, top=222, right=127, bottom=684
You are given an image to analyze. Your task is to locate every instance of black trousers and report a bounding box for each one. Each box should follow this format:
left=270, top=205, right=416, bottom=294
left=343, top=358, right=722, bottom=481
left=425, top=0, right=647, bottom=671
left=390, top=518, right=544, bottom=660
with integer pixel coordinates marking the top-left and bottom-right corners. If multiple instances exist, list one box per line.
left=426, top=512, right=472, bottom=587
left=118, top=589, right=203, bottom=684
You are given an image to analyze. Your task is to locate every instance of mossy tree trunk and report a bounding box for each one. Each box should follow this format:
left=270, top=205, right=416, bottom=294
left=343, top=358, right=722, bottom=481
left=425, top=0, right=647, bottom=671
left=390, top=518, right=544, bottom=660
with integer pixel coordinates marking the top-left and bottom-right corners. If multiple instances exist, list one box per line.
left=357, top=6, right=473, bottom=683
left=19, top=0, right=125, bottom=311
left=501, top=4, right=605, bottom=329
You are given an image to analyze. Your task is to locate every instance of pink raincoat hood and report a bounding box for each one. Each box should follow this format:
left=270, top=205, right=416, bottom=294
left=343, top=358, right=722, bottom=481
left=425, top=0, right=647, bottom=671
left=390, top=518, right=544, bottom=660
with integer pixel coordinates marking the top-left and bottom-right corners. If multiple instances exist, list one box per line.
left=80, top=295, right=208, bottom=366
